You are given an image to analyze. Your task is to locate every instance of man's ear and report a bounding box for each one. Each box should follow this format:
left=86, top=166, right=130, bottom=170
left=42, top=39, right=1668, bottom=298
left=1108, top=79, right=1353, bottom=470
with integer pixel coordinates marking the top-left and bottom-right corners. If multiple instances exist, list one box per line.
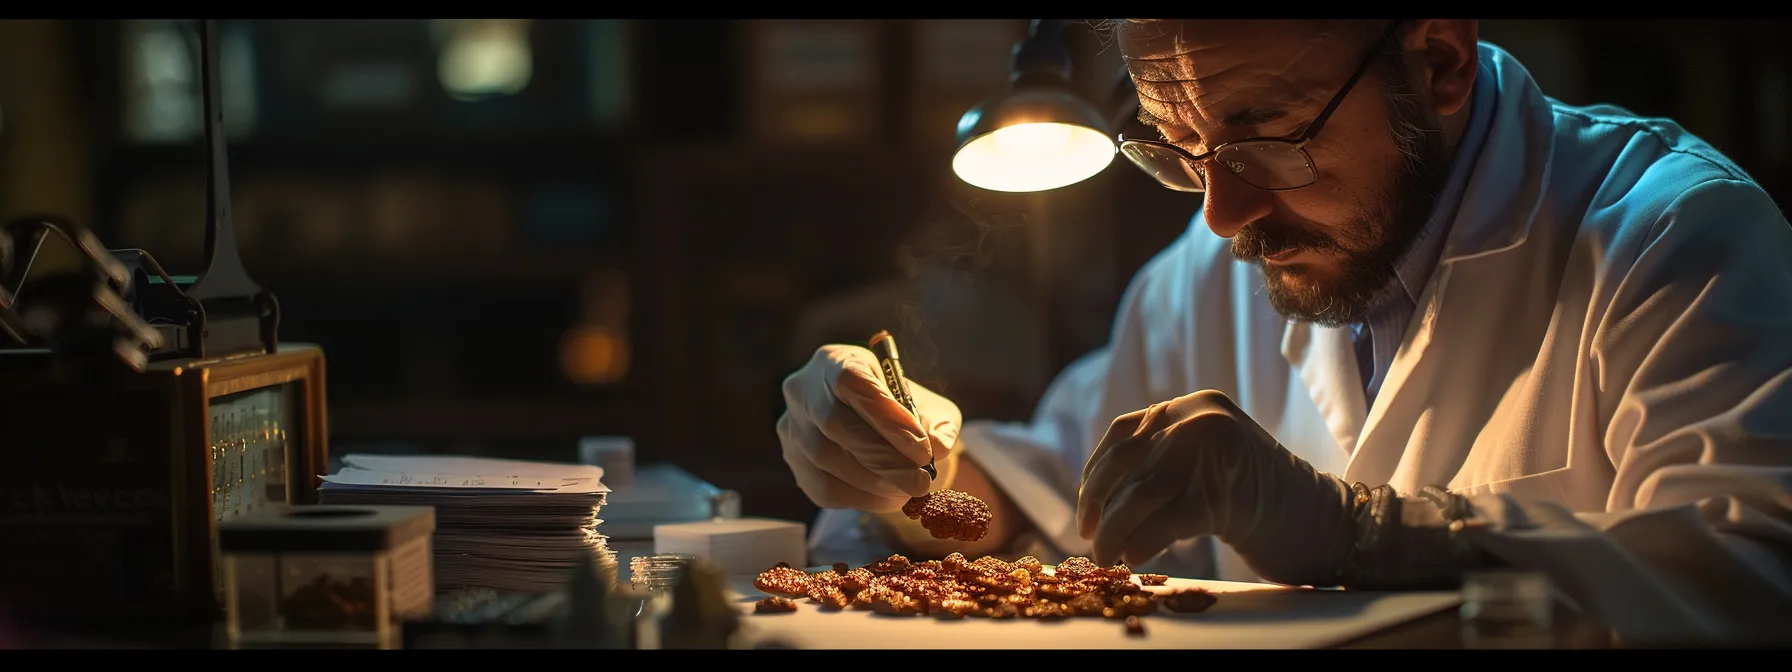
left=1408, top=19, right=1479, bottom=118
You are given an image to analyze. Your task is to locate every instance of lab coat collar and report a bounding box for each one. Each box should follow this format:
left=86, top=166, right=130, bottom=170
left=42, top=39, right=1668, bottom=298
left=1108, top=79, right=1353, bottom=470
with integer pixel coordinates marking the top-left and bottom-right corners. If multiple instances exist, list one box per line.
left=1340, top=42, right=1562, bottom=481
left=1281, top=318, right=1369, bottom=458
left=1436, top=42, right=1557, bottom=263
left=1393, top=49, right=1499, bottom=305
left=1280, top=41, right=1557, bottom=460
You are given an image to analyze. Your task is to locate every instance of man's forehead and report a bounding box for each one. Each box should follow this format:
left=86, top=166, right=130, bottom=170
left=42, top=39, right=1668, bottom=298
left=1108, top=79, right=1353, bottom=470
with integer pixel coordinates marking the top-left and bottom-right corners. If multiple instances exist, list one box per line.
left=1116, top=20, right=1337, bottom=72
left=1118, top=20, right=1356, bottom=127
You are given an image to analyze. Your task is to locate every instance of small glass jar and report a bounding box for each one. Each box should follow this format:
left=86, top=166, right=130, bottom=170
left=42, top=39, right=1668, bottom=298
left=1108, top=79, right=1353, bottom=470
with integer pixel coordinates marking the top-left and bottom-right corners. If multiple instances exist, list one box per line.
left=1460, top=570, right=1555, bottom=649
left=708, top=489, right=741, bottom=521
left=631, top=553, right=695, bottom=607
left=627, top=553, right=696, bottom=649
left=219, top=505, right=436, bottom=649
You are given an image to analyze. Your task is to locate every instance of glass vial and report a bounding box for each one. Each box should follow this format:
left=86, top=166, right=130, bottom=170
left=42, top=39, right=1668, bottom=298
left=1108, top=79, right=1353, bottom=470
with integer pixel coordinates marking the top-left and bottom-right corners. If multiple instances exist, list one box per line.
left=1460, top=570, right=1555, bottom=648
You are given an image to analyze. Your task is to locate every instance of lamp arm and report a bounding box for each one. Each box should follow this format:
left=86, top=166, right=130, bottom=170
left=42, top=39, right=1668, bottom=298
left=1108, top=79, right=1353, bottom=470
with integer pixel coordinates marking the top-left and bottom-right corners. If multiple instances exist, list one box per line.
left=1011, top=19, right=1072, bottom=83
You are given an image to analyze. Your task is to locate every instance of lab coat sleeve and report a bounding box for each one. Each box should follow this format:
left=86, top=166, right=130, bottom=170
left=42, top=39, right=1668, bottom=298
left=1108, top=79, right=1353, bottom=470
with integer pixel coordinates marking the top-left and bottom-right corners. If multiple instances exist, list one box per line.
left=1456, top=177, right=1792, bottom=645
left=956, top=237, right=1194, bottom=558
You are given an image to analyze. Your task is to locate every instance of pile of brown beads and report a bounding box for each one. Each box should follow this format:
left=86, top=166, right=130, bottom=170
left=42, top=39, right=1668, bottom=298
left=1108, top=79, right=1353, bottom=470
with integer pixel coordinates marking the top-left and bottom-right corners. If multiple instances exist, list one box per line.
left=751, top=553, right=1216, bottom=634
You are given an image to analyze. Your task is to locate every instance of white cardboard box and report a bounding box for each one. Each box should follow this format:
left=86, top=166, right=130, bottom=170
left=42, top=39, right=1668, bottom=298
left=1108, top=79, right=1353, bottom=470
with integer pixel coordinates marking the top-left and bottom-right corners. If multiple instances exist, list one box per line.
left=653, top=518, right=808, bottom=578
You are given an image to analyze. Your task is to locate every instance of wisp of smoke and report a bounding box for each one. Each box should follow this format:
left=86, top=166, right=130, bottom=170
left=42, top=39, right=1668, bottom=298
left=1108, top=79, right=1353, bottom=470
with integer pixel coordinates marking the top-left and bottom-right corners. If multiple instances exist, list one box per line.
left=889, top=197, right=1032, bottom=393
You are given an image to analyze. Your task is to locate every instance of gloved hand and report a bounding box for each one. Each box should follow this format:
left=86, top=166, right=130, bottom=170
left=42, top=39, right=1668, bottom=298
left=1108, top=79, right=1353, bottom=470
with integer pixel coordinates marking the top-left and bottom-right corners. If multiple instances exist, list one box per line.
left=1076, top=389, right=1495, bottom=588
left=777, top=344, right=962, bottom=512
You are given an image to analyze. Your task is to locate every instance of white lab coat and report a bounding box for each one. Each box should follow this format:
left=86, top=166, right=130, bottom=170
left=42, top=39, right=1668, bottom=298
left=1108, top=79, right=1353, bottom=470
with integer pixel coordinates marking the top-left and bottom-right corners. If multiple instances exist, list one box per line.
left=811, top=42, right=1792, bottom=644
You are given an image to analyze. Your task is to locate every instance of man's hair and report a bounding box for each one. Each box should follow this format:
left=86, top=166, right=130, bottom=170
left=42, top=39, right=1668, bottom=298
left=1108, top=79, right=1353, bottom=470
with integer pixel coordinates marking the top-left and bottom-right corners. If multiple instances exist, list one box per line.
left=1096, top=19, right=1430, bottom=163
left=1089, top=18, right=1397, bottom=58
left=1092, top=18, right=1390, bottom=50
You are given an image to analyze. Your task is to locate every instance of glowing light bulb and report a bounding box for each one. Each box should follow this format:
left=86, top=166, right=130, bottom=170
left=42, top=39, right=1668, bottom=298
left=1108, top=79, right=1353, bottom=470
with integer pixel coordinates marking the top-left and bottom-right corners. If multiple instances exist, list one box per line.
left=953, top=122, right=1116, bottom=193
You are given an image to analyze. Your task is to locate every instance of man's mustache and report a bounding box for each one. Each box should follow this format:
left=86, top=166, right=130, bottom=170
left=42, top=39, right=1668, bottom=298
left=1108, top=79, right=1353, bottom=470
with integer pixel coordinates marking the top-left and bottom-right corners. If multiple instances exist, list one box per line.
left=1231, top=221, right=1347, bottom=261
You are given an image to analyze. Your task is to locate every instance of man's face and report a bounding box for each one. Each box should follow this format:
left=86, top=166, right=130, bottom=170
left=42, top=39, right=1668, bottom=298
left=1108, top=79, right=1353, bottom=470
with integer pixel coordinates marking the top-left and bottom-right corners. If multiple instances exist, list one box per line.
left=1118, top=20, right=1454, bottom=327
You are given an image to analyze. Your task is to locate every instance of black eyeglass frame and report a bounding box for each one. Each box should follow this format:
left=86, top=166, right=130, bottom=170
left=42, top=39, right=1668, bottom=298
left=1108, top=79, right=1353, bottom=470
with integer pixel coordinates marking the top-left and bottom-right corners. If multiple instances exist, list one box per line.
left=1117, top=19, right=1407, bottom=193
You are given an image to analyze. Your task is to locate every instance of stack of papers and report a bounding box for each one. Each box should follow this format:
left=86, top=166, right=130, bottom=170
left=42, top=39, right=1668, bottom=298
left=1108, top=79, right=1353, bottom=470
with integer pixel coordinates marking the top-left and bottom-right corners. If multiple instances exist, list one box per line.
left=318, top=454, right=616, bottom=595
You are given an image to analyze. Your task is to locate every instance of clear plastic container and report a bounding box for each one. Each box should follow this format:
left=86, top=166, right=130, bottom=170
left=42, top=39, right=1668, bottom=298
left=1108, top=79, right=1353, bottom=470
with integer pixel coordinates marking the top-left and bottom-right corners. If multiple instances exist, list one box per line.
left=220, top=505, right=436, bottom=649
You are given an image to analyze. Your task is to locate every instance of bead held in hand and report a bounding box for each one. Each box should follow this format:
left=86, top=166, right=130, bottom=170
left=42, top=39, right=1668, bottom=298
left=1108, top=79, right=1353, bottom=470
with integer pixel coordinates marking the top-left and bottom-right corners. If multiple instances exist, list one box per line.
left=902, top=490, right=992, bottom=542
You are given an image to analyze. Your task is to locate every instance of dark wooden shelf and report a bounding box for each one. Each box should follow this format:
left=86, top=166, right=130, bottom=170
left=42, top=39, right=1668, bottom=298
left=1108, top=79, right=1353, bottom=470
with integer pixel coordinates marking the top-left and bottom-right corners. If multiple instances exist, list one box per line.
left=97, top=132, right=634, bottom=177
left=636, top=143, right=954, bottom=178
left=246, top=251, right=627, bottom=291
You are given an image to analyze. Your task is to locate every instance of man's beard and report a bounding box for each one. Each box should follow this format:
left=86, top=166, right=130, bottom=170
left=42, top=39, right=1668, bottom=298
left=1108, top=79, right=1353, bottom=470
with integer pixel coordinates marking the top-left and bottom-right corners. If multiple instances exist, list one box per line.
left=1233, top=76, right=1454, bottom=328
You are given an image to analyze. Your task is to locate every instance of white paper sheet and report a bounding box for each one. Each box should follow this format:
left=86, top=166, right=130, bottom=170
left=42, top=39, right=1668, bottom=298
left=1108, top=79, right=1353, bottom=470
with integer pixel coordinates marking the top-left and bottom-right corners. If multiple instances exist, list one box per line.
left=321, top=468, right=572, bottom=490
left=734, top=573, right=1462, bottom=650
left=342, top=454, right=607, bottom=484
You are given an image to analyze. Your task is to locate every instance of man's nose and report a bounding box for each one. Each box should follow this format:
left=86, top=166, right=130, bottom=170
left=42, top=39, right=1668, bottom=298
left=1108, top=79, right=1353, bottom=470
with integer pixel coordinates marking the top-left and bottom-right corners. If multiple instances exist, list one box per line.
left=1201, top=165, right=1275, bottom=239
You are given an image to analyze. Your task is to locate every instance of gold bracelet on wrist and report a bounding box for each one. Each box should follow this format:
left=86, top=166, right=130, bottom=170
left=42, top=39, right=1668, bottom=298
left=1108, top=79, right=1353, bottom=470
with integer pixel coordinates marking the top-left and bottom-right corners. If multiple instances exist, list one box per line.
left=1340, top=483, right=1400, bottom=588
left=1416, top=485, right=1495, bottom=567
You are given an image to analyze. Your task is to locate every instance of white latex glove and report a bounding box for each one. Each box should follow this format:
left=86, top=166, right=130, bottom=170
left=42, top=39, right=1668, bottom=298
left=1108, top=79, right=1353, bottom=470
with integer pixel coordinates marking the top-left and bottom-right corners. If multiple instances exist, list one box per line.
left=777, top=344, right=962, bottom=512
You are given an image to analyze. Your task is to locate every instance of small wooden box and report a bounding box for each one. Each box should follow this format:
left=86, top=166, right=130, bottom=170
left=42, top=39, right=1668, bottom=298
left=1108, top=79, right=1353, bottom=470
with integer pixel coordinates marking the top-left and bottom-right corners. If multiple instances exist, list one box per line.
left=220, top=504, right=435, bottom=650
left=0, top=344, right=330, bottom=621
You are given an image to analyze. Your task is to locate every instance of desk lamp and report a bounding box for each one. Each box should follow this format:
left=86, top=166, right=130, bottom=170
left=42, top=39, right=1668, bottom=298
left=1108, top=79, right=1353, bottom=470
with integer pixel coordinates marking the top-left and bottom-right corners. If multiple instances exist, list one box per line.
left=950, top=19, right=1115, bottom=193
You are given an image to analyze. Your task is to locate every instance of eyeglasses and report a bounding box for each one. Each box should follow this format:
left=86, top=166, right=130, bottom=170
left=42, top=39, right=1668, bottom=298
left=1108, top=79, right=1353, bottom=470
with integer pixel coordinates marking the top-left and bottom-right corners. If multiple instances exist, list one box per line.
left=1117, top=20, right=1404, bottom=193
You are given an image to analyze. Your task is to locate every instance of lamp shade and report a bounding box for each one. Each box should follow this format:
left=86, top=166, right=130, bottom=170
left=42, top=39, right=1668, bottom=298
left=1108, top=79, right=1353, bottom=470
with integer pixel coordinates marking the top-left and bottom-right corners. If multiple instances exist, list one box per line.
left=950, top=20, right=1115, bottom=193
left=952, top=86, right=1116, bottom=193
